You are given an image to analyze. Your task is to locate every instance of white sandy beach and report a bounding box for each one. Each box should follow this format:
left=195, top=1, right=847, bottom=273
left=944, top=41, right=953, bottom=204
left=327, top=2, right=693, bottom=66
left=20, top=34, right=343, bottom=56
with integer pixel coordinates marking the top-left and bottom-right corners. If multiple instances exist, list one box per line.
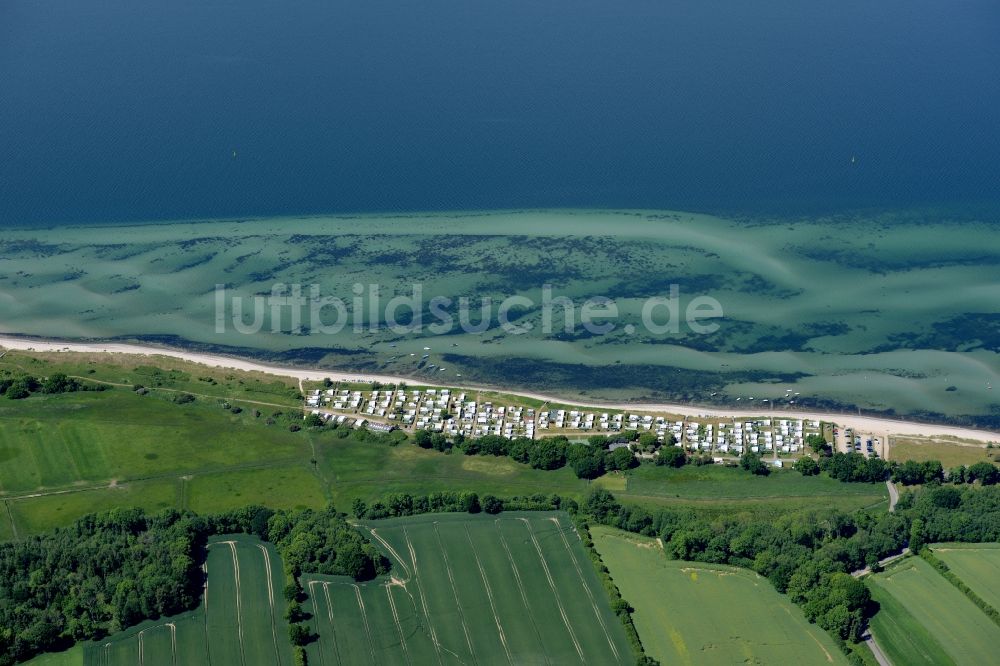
left=1, top=335, right=997, bottom=443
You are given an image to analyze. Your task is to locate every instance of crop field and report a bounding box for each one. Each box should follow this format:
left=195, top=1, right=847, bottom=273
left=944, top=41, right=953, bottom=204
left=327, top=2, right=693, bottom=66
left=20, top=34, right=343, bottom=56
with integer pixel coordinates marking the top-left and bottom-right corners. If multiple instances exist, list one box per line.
left=930, top=543, right=1000, bottom=611
left=590, top=525, right=847, bottom=666
left=81, top=535, right=294, bottom=666
left=619, top=464, right=888, bottom=515
left=302, top=511, right=632, bottom=665
left=868, top=556, right=1000, bottom=665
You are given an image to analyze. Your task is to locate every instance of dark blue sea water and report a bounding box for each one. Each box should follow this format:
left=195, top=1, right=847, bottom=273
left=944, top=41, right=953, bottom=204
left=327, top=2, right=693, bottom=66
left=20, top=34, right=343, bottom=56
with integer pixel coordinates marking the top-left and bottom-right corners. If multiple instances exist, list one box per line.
left=2, top=0, right=998, bottom=226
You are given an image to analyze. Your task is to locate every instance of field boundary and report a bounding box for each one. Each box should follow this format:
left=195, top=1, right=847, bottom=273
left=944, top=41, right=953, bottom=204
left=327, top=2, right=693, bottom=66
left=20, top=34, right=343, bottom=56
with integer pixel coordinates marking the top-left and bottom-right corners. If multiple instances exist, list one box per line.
left=921, top=549, right=1000, bottom=630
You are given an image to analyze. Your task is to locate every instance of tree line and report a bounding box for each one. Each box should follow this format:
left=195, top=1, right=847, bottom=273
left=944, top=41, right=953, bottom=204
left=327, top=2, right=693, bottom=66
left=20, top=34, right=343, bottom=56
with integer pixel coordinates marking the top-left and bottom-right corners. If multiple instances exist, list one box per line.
left=580, top=483, right=1000, bottom=663
left=412, top=429, right=640, bottom=478
left=0, top=505, right=385, bottom=665
left=0, top=372, right=107, bottom=400
left=414, top=428, right=1000, bottom=489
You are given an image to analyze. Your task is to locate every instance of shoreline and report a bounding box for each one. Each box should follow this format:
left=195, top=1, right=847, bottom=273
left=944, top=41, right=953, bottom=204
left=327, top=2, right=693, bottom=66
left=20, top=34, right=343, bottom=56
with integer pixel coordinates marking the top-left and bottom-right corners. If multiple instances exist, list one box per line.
left=2, top=335, right=997, bottom=443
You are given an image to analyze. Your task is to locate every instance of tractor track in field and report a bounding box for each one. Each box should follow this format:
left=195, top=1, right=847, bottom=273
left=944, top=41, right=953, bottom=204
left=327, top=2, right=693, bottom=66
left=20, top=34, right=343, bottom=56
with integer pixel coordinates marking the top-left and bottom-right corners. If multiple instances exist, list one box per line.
left=307, top=581, right=329, bottom=666
left=404, top=530, right=445, bottom=666
left=215, top=541, right=247, bottom=666
left=433, top=523, right=477, bottom=663
left=366, top=527, right=412, bottom=580
left=257, top=544, right=283, bottom=666
left=465, top=524, right=513, bottom=665
left=167, top=623, right=177, bottom=666
left=517, top=518, right=585, bottom=662
left=496, top=519, right=553, bottom=666
left=548, top=516, right=620, bottom=661
left=384, top=583, right=413, bottom=666
left=352, top=584, right=378, bottom=665
left=321, top=583, right=343, bottom=666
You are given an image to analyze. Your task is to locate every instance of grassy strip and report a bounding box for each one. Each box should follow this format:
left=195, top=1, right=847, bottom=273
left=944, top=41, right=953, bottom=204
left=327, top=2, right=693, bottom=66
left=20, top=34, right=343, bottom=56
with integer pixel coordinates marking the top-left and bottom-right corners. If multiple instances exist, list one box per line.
left=573, top=518, right=659, bottom=666
left=920, top=549, right=1000, bottom=630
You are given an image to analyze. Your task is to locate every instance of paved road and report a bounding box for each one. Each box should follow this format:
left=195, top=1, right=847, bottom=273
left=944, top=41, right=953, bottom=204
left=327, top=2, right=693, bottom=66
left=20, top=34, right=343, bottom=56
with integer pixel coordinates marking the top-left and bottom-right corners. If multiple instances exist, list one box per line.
left=851, top=548, right=911, bottom=578
left=863, top=630, right=893, bottom=666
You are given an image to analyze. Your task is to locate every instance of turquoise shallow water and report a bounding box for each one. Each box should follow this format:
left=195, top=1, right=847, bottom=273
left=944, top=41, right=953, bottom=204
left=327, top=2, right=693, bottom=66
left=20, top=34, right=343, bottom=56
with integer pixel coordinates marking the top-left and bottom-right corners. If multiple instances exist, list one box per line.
left=1, top=0, right=999, bottom=225
left=0, top=210, right=997, bottom=427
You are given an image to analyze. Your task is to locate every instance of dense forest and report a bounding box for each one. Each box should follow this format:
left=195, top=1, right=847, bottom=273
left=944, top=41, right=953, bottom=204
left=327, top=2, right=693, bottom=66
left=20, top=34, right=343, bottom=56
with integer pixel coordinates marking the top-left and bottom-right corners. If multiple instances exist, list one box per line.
left=0, top=505, right=385, bottom=665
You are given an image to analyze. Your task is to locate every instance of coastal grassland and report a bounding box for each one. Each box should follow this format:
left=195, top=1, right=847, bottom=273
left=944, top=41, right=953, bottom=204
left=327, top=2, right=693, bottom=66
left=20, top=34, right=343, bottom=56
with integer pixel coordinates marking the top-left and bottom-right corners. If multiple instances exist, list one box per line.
left=2, top=210, right=999, bottom=424
left=184, top=464, right=327, bottom=514
left=303, top=512, right=632, bottom=665
left=0, top=350, right=303, bottom=408
left=78, top=535, right=294, bottom=666
left=889, top=435, right=997, bottom=467
left=317, top=436, right=591, bottom=507
left=930, top=543, right=1000, bottom=611
left=868, top=556, right=1000, bottom=665
left=8, top=478, right=180, bottom=535
left=589, top=524, right=846, bottom=666
left=21, top=646, right=83, bottom=666
left=0, top=382, right=899, bottom=538
left=0, top=390, right=311, bottom=495
left=619, top=463, right=888, bottom=513
left=0, top=505, right=13, bottom=541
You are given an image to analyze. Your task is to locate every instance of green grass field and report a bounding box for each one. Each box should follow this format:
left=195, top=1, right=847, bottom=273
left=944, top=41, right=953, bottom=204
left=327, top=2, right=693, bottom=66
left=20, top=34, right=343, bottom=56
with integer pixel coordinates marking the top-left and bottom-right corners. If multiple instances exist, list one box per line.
left=619, top=464, right=888, bottom=515
left=318, top=438, right=591, bottom=507
left=184, top=464, right=327, bottom=514
left=590, top=525, right=847, bottom=666
left=0, top=351, right=303, bottom=408
left=0, top=502, right=14, bottom=541
left=0, top=355, right=893, bottom=539
left=0, top=388, right=328, bottom=535
left=0, top=390, right=310, bottom=494
left=80, top=535, right=294, bottom=666
left=868, top=556, right=1000, bottom=665
left=303, top=512, right=632, bottom=665
left=8, top=478, right=180, bottom=535
left=22, top=646, right=83, bottom=666
left=890, top=436, right=996, bottom=467
left=930, top=542, right=1000, bottom=611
